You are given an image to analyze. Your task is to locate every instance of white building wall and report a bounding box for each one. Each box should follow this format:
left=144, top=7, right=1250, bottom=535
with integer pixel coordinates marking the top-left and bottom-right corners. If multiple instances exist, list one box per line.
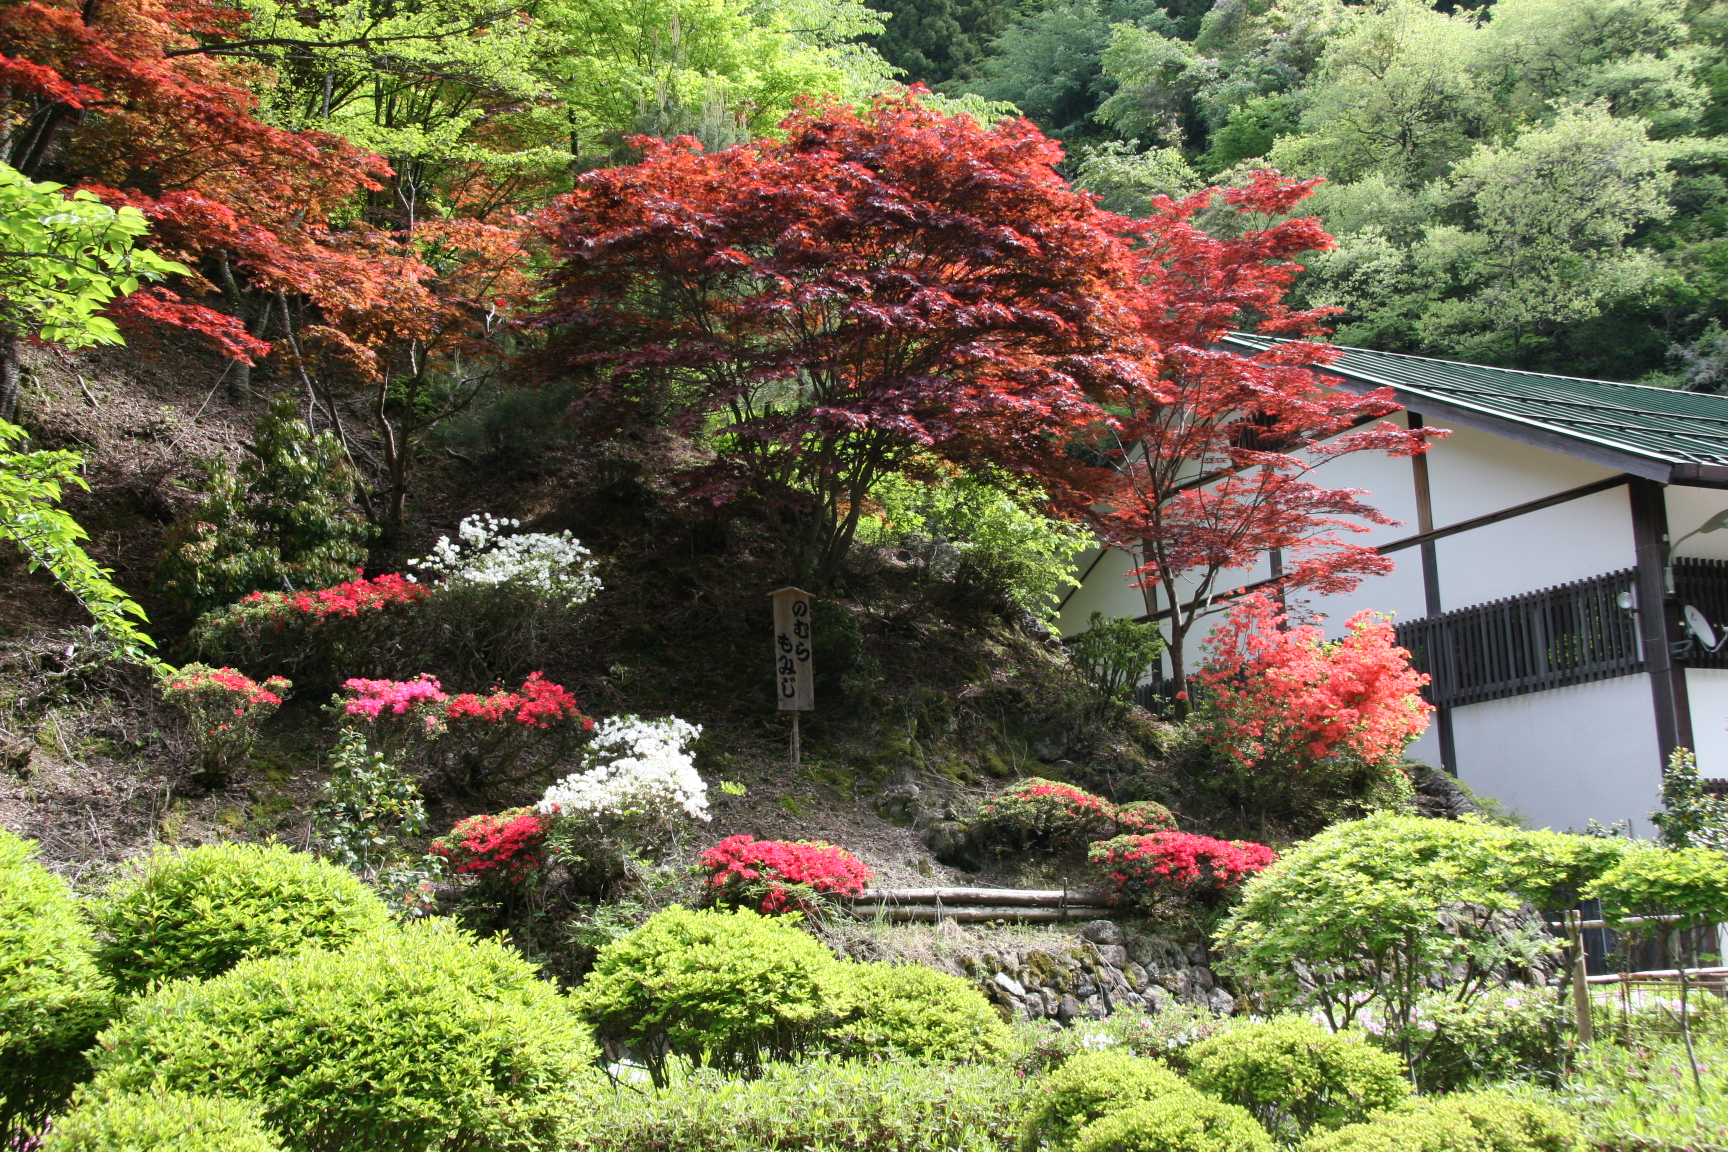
left=1685, top=668, right=1728, bottom=779
left=1451, top=675, right=1662, bottom=835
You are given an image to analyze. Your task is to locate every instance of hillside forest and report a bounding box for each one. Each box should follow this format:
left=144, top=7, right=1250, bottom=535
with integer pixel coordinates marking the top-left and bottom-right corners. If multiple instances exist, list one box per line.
left=7, top=0, right=1728, bottom=1150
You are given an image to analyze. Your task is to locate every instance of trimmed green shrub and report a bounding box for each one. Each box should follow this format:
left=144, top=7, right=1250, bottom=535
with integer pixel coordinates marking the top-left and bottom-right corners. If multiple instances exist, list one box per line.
left=578, top=1058, right=1025, bottom=1152
left=1022, top=1050, right=1190, bottom=1151
left=1299, top=1092, right=1579, bottom=1152
left=42, top=1089, right=284, bottom=1152
left=1185, top=1018, right=1410, bottom=1139
left=93, top=841, right=393, bottom=992
left=1115, top=801, right=1178, bottom=834
left=573, top=906, right=855, bottom=1085
left=1014, top=1004, right=1234, bottom=1076
left=88, top=921, right=598, bottom=1152
left=973, top=778, right=1120, bottom=854
left=1370, top=988, right=1566, bottom=1093
left=1073, top=1094, right=1275, bottom=1152
left=0, top=828, right=114, bottom=1141
left=829, top=962, right=1014, bottom=1063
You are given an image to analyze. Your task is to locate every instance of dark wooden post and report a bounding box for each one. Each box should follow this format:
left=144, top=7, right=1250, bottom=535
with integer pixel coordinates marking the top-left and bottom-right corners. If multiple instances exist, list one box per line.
left=1629, top=477, right=1694, bottom=763
left=1409, top=413, right=1457, bottom=774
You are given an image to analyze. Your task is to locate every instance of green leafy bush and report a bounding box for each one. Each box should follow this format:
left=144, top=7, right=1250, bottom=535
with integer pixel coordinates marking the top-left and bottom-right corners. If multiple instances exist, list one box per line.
left=1184, top=1018, right=1409, bottom=1139
left=1022, top=1050, right=1190, bottom=1151
left=1069, top=612, right=1166, bottom=703
left=577, top=1058, right=1025, bottom=1152
left=573, top=906, right=855, bottom=1085
left=1298, top=1092, right=1578, bottom=1152
left=156, top=394, right=372, bottom=616
left=828, top=962, right=1014, bottom=1063
left=1216, top=814, right=1621, bottom=1068
left=1369, top=988, right=1566, bottom=1094
left=42, top=1089, right=284, bottom=1152
left=0, top=829, right=115, bottom=1141
left=1014, top=1004, right=1234, bottom=1077
left=1073, top=1094, right=1275, bottom=1152
left=92, top=841, right=393, bottom=993
left=88, top=921, right=598, bottom=1152
left=1584, top=843, right=1728, bottom=928
left=1554, top=1035, right=1728, bottom=1152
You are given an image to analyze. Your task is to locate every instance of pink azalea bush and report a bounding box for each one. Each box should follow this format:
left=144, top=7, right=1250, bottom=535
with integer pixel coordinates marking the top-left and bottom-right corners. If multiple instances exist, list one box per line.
left=972, top=778, right=1120, bottom=853
left=1090, top=831, right=1276, bottom=907
left=159, top=663, right=290, bottom=783
left=335, top=671, right=591, bottom=788
left=699, top=834, right=873, bottom=914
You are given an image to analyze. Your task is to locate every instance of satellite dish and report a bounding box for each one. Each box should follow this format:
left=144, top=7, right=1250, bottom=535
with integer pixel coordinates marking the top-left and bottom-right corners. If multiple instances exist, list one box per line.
left=1685, top=604, right=1719, bottom=651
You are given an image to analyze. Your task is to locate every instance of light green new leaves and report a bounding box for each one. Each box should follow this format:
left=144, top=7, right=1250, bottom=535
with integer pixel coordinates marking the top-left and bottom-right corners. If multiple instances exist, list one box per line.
left=0, top=163, right=184, bottom=348
left=1215, top=813, right=1625, bottom=1031
left=0, top=419, right=152, bottom=653
left=1585, top=843, right=1728, bottom=929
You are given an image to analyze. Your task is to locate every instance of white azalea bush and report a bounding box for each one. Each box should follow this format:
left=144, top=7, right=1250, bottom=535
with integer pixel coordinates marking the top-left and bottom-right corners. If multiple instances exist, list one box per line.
left=409, top=513, right=601, bottom=607
left=406, top=512, right=604, bottom=682
left=538, top=715, right=708, bottom=898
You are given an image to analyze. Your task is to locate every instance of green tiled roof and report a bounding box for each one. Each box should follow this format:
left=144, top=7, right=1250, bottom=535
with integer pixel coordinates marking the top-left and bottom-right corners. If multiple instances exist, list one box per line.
left=1222, top=333, right=1728, bottom=484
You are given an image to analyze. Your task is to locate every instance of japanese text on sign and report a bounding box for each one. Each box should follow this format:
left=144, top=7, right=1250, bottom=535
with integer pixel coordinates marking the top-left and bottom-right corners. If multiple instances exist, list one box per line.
left=770, top=587, right=814, bottom=711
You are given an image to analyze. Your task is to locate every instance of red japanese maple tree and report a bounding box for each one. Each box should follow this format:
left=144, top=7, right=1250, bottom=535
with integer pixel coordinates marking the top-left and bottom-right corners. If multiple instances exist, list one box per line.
left=0, top=0, right=531, bottom=536
left=531, top=93, right=1152, bottom=583
left=1087, top=174, right=1444, bottom=707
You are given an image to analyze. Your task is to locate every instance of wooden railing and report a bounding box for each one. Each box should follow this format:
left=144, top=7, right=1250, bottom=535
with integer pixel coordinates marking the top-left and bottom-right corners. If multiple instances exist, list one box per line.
left=845, top=887, right=1115, bottom=923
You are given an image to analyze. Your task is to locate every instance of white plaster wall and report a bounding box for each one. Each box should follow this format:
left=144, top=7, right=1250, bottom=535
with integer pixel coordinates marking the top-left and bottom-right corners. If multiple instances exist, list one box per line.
left=1668, top=486, right=1728, bottom=562
left=1685, top=668, right=1728, bottom=778
left=1451, top=675, right=1662, bottom=834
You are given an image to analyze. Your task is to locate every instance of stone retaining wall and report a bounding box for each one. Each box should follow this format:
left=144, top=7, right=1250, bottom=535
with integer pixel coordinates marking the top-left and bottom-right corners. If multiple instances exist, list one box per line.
left=930, top=918, right=1234, bottom=1024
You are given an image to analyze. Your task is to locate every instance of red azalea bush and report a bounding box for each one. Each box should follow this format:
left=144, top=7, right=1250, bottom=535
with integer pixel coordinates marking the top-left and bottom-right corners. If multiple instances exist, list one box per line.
left=430, top=807, right=550, bottom=885
left=189, top=572, right=430, bottom=686
left=1195, top=594, right=1432, bottom=773
left=337, top=671, right=592, bottom=788
left=1090, top=832, right=1276, bottom=907
left=699, top=835, right=873, bottom=914
left=972, top=778, right=1121, bottom=853
left=159, top=663, right=290, bottom=783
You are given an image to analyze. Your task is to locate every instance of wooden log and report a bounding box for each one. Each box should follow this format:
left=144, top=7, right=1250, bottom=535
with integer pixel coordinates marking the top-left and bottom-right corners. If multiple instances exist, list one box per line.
left=847, top=904, right=1116, bottom=923
left=853, top=887, right=1110, bottom=907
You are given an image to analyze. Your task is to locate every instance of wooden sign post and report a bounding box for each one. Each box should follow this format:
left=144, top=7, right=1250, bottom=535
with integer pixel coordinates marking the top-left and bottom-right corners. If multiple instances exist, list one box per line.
left=770, top=587, right=814, bottom=767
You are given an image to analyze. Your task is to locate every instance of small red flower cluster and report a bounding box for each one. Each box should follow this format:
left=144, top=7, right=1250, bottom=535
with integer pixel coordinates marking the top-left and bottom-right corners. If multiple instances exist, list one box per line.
left=446, top=673, right=591, bottom=730
left=1195, top=593, right=1432, bottom=771
left=243, top=572, right=428, bottom=630
left=1089, top=831, right=1276, bottom=906
left=430, top=807, right=549, bottom=883
left=699, top=834, right=874, bottom=914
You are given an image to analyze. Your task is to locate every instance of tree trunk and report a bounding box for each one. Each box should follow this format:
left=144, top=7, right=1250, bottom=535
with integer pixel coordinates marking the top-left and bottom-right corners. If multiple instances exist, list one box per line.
left=0, top=333, right=21, bottom=424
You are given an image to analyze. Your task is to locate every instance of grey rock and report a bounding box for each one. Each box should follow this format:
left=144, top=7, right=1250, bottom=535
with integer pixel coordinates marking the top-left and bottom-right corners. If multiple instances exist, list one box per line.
left=1185, top=943, right=1209, bottom=965
left=1127, top=962, right=1149, bottom=988
left=1084, top=995, right=1110, bottom=1019
left=1145, top=985, right=1174, bottom=1014
left=1056, top=995, right=1082, bottom=1025
left=1075, top=974, right=1097, bottom=998
left=1082, top=920, right=1126, bottom=947
left=1095, top=944, right=1129, bottom=969
left=1208, top=987, right=1236, bottom=1016
left=1190, top=966, right=1215, bottom=992
left=994, top=971, right=1027, bottom=999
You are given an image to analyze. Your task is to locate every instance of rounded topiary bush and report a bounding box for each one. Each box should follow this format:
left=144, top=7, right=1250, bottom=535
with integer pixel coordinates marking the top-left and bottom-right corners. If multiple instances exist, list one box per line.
left=0, top=828, right=114, bottom=1140
left=93, top=841, right=393, bottom=991
left=1298, top=1092, right=1578, bottom=1152
left=973, top=778, right=1118, bottom=854
left=1022, top=1050, right=1190, bottom=1151
left=1185, top=1018, right=1409, bottom=1138
left=42, top=1090, right=284, bottom=1152
left=828, top=962, right=1014, bottom=1063
left=88, top=921, right=599, bottom=1152
left=574, top=906, right=854, bottom=1085
left=1115, top=801, right=1177, bottom=834
left=1074, top=1094, right=1274, bottom=1152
